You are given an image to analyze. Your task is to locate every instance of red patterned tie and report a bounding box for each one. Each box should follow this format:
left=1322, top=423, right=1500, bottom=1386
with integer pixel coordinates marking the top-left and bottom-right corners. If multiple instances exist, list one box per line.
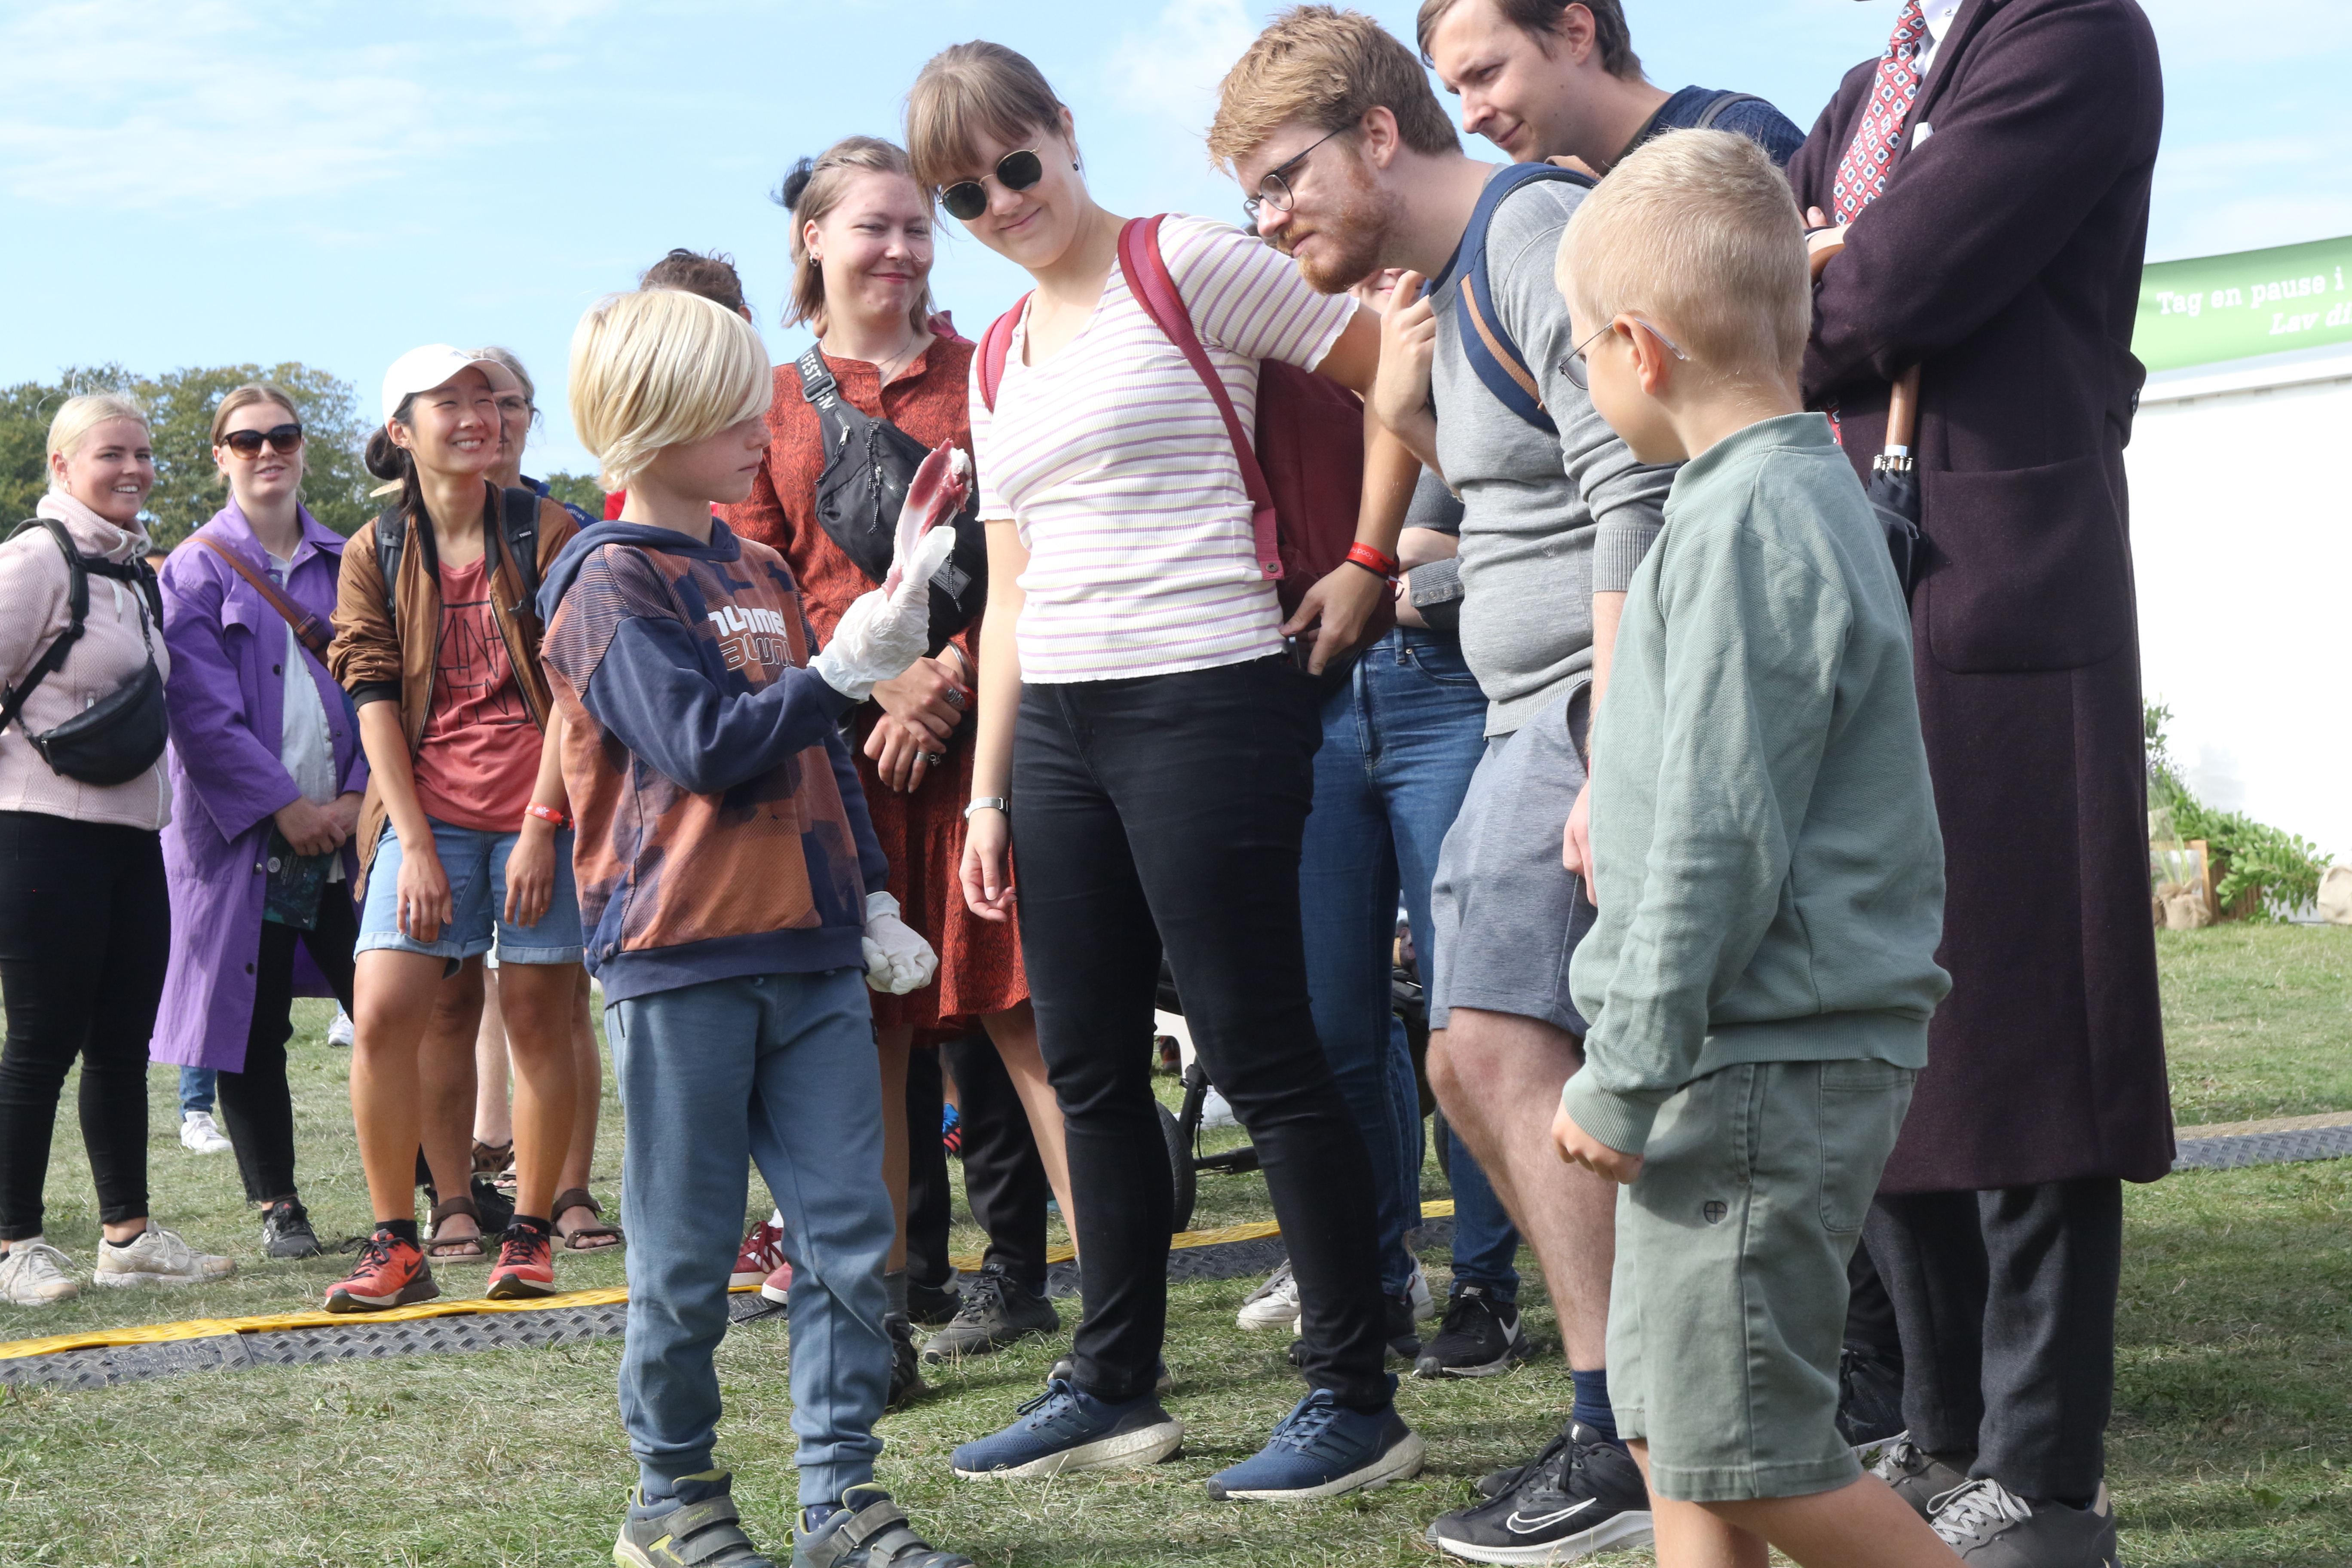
left=1831, top=0, right=1929, bottom=222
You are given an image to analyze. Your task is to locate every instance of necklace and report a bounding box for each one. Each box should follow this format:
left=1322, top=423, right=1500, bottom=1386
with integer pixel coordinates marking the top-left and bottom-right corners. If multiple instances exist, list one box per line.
left=833, top=328, right=926, bottom=386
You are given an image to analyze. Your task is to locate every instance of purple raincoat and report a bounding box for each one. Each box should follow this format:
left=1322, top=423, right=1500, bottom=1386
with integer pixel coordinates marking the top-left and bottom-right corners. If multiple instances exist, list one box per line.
left=150, top=503, right=368, bottom=1071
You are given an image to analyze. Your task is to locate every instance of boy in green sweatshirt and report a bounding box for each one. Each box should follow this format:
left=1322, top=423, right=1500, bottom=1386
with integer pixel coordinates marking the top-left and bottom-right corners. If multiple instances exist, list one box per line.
left=1548, top=129, right=1962, bottom=1568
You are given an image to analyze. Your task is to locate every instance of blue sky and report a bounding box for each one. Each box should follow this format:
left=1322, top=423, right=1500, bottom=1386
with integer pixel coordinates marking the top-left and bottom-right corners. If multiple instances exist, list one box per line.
left=2, top=0, right=2341, bottom=478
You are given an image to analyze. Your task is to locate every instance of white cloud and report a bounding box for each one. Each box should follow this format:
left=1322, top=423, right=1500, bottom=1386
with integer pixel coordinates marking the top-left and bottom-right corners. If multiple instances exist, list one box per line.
left=1110, top=0, right=1256, bottom=128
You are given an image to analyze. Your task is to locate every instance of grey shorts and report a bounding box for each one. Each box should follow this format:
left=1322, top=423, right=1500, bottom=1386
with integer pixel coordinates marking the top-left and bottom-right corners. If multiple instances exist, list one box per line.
left=1427, top=685, right=1593, bottom=1033
left=1609, top=1055, right=1917, bottom=1502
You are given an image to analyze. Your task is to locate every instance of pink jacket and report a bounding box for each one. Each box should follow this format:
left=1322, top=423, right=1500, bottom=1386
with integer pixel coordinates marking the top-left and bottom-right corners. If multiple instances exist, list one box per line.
left=0, top=492, right=173, bottom=830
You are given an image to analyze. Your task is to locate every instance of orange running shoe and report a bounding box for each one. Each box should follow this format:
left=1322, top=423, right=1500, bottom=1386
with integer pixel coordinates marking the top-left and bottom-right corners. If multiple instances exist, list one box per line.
left=732, top=1217, right=787, bottom=1288
left=487, top=1218, right=557, bottom=1299
left=326, top=1229, right=439, bottom=1313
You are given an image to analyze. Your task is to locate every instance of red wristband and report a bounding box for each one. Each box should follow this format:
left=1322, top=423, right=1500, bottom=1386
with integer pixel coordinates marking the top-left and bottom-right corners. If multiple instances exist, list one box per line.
left=1344, top=542, right=1399, bottom=580
left=524, top=804, right=572, bottom=831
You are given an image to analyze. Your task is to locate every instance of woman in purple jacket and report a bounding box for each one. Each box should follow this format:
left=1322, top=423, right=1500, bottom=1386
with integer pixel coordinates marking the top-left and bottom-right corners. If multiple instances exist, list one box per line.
left=153, top=383, right=368, bottom=1259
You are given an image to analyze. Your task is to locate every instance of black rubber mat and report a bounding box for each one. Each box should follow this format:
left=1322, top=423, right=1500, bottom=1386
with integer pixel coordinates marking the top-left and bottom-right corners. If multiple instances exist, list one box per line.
left=2173, top=1121, right=2352, bottom=1170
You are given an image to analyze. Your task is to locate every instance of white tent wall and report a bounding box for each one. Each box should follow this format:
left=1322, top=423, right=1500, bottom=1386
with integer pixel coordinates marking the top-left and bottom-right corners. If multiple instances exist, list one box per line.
left=2125, top=349, right=2352, bottom=861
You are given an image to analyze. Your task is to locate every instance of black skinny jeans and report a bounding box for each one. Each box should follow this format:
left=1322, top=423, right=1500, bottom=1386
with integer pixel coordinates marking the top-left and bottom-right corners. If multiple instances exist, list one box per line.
left=0, top=812, right=170, bottom=1240
left=217, top=891, right=357, bottom=1204
left=1013, top=657, right=1388, bottom=1409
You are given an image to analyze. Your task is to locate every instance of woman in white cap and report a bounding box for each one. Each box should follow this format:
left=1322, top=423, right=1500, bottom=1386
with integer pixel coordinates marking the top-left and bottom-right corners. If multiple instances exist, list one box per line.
left=323, top=347, right=584, bottom=1313
left=0, top=393, right=234, bottom=1305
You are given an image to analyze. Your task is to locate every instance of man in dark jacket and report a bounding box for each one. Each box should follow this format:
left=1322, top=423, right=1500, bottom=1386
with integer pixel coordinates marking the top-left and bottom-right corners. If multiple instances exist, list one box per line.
left=1791, top=2, right=2169, bottom=1564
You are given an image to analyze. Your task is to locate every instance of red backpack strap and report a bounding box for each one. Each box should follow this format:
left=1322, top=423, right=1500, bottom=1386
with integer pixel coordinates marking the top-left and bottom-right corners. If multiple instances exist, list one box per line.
left=1115, top=215, right=1281, bottom=585
left=977, top=294, right=1030, bottom=413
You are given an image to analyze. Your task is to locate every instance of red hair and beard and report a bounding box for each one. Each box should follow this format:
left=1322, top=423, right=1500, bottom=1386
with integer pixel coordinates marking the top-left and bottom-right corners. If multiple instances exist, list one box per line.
left=1279, top=144, right=1400, bottom=296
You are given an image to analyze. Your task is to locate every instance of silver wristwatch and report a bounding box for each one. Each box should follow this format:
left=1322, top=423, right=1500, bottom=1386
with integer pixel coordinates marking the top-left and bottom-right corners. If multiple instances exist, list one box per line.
left=963, top=796, right=1009, bottom=821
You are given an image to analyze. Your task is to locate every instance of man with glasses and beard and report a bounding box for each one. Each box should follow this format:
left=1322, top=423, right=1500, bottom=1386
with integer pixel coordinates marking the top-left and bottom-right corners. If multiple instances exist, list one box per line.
left=1212, top=8, right=1672, bottom=1561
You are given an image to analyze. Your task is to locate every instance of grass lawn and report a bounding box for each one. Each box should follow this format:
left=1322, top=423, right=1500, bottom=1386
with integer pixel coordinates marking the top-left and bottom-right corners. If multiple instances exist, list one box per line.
left=2, top=926, right=2348, bottom=1565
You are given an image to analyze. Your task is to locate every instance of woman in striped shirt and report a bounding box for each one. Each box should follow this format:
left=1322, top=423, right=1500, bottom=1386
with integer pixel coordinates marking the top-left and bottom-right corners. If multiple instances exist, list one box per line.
left=909, top=41, right=1427, bottom=1501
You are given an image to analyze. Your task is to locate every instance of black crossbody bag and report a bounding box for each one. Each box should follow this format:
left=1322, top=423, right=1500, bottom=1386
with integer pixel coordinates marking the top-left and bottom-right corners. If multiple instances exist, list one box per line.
left=798, top=347, right=987, bottom=655
left=0, top=519, right=170, bottom=786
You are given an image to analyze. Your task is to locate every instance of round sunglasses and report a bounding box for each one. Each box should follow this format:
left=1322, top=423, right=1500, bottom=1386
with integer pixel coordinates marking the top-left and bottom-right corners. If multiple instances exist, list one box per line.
left=942, top=148, right=1044, bottom=222
left=218, top=423, right=304, bottom=457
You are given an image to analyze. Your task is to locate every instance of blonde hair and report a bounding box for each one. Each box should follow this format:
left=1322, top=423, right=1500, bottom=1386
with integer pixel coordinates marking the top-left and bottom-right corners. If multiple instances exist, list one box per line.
left=569, top=289, right=772, bottom=490
left=1554, top=129, right=1808, bottom=385
left=781, top=137, right=934, bottom=337
left=209, top=382, right=302, bottom=445
left=905, top=41, right=1068, bottom=197
left=1208, top=5, right=1459, bottom=175
left=47, top=392, right=150, bottom=478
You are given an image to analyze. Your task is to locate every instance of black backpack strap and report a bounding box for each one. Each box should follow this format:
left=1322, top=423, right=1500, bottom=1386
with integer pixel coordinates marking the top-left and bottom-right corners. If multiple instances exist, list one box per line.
left=498, top=487, right=541, bottom=618
left=1424, top=162, right=1596, bottom=437
left=1694, top=91, right=1767, bottom=130
left=1, top=519, right=90, bottom=738
left=374, top=508, right=406, bottom=620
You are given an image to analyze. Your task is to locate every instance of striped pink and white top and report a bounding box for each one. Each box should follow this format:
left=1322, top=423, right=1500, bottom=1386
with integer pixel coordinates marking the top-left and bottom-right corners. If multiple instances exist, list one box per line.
left=970, top=215, right=1357, bottom=683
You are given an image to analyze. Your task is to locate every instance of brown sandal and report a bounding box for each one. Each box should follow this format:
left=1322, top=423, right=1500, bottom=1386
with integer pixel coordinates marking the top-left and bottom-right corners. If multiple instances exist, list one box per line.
left=426, top=1194, right=490, bottom=1261
left=552, top=1188, right=623, bottom=1252
left=471, top=1139, right=514, bottom=1179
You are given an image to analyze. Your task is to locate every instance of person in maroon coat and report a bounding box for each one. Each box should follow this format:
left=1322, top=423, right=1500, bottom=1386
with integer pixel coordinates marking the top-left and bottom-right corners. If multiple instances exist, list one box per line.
left=1790, top=1, right=2168, bottom=1562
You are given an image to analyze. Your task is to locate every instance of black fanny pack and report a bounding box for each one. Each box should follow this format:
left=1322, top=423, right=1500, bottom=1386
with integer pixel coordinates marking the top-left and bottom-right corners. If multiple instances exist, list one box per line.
left=0, top=518, right=171, bottom=787
left=799, top=347, right=986, bottom=655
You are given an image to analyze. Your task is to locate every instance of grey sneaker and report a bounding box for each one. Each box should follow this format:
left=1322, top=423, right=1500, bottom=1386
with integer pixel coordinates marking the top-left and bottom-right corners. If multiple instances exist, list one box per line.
left=1874, top=1436, right=1977, bottom=1519
left=0, top=1240, right=81, bottom=1305
left=90, top=1224, right=234, bottom=1287
left=616, top=1475, right=773, bottom=1568
left=1932, top=1478, right=2117, bottom=1566
left=794, top=1485, right=972, bottom=1567
left=921, top=1263, right=1060, bottom=1363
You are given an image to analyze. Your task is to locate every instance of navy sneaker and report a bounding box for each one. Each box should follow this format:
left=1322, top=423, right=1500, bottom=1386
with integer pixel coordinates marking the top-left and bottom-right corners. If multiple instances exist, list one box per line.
left=1428, top=1421, right=1653, bottom=1562
left=793, top=1485, right=971, bottom=1567
left=1204, top=1387, right=1426, bottom=1502
left=949, top=1379, right=1185, bottom=1479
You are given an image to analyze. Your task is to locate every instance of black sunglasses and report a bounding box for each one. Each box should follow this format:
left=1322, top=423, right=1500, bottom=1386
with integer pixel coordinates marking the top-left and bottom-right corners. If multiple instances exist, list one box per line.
left=219, top=423, right=304, bottom=457
left=943, top=148, right=1045, bottom=222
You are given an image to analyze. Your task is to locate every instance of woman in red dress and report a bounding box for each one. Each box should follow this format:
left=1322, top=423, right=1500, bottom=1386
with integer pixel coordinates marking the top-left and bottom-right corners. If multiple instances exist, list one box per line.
left=720, top=137, right=1075, bottom=1304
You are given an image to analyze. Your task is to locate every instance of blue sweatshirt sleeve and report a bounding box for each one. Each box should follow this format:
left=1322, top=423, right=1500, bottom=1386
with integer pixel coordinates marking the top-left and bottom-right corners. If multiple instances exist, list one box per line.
left=824, top=726, right=890, bottom=895
left=577, top=600, right=856, bottom=797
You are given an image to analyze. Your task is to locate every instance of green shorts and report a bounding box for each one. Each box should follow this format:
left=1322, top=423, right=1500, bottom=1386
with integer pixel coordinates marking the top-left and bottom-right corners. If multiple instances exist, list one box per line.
left=1607, top=1057, right=1915, bottom=1503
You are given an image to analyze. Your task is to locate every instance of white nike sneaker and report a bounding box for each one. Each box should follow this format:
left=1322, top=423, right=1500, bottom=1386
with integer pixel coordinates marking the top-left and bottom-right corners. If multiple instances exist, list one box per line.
left=180, top=1111, right=232, bottom=1153
left=90, top=1224, right=235, bottom=1287
left=1236, top=1259, right=1301, bottom=1329
left=0, top=1239, right=82, bottom=1305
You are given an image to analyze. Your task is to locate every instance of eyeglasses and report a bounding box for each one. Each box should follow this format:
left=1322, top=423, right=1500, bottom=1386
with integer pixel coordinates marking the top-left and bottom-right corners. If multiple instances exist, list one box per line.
left=942, top=148, right=1045, bottom=222
left=1557, top=317, right=1688, bottom=391
left=1243, top=126, right=1350, bottom=221
left=218, top=423, right=304, bottom=457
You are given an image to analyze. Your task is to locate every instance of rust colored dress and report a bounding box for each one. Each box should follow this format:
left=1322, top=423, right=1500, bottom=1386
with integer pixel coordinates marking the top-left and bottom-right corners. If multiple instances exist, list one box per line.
left=720, top=334, right=1024, bottom=1037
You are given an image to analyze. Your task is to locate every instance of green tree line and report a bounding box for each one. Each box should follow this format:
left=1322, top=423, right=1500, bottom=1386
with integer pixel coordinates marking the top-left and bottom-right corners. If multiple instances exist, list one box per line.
left=4, top=363, right=604, bottom=549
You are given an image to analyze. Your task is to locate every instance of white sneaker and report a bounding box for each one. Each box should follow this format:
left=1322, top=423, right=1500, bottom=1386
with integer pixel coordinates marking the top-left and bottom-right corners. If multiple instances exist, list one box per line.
left=1237, top=1259, right=1301, bottom=1329
left=1406, top=1258, right=1436, bottom=1323
left=0, top=1239, right=82, bottom=1305
left=326, top=1007, right=355, bottom=1048
left=90, top=1224, right=235, bottom=1287
left=180, top=1111, right=232, bottom=1153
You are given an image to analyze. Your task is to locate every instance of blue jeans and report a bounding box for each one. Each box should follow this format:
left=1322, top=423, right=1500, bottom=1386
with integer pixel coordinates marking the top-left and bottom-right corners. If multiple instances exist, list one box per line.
left=606, top=967, right=891, bottom=1507
left=178, top=1066, right=216, bottom=1116
left=357, top=817, right=584, bottom=964
left=1444, top=1115, right=1520, bottom=1300
left=1299, top=627, right=1491, bottom=1297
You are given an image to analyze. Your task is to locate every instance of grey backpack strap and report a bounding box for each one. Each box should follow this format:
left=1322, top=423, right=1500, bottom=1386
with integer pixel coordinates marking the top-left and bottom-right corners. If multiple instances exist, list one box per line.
left=1695, top=91, right=1767, bottom=130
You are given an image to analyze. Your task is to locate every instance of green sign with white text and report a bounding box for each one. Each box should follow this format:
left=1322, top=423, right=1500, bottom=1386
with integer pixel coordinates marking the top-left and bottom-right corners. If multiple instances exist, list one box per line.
left=2135, top=233, right=2352, bottom=373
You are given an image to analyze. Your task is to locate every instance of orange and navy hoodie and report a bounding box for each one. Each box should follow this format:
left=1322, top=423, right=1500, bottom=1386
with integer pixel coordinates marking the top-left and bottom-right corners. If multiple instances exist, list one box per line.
left=537, top=520, right=884, bottom=1003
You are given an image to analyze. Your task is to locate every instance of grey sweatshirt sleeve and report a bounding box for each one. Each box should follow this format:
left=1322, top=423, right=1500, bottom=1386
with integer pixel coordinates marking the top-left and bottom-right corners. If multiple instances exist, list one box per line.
left=1559, top=512, right=1851, bottom=1156
left=1489, top=190, right=1677, bottom=594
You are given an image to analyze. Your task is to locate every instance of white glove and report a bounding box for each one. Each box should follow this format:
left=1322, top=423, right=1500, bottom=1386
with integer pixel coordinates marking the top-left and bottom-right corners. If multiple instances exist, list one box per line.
left=860, top=890, right=938, bottom=995
left=814, top=526, right=956, bottom=702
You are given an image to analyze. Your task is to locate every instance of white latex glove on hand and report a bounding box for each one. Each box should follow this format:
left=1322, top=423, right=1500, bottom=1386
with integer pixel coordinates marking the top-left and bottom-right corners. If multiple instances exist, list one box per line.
left=815, top=526, right=957, bottom=702
left=861, top=890, right=938, bottom=995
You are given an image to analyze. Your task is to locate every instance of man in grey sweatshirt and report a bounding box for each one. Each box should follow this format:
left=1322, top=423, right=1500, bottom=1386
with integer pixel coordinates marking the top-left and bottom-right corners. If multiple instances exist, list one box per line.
left=1212, top=10, right=1672, bottom=1557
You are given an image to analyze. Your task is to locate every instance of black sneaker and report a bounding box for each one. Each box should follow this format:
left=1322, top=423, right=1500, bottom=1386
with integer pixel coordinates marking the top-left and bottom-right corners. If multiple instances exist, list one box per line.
left=1874, top=1437, right=1977, bottom=1520
left=260, top=1197, right=322, bottom=1260
left=1835, top=1344, right=1907, bottom=1461
left=885, top=1313, right=928, bottom=1409
left=1428, top=1421, right=1653, bottom=1562
left=920, top=1263, right=1060, bottom=1363
left=1415, top=1284, right=1528, bottom=1379
left=907, top=1278, right=962, bottom=1327
left=1287, top=1289, right=1421, bottom=1368
left=1931, top=1477, right=2117, bottom=1567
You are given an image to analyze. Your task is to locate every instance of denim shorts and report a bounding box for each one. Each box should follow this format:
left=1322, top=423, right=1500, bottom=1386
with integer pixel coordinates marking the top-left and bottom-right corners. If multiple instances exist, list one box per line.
left=357, top=817, right=584, bottom=965
left=1608, top=1056, right=1916, bottom=1502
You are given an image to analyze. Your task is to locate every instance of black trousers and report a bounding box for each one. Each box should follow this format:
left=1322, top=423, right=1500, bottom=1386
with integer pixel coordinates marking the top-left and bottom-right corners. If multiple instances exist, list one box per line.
left=0, top=812, right=169, bottom=1239
left=944, top=1030, right=1050, bottom=1294
left=1013, top=659, right=1388, bottom=1408
left=1865, top=1179, right=2123, bottom=1503
left=905, top=1041, right=952, bottom=1291
left=216, top=890, right=357, bottom=1204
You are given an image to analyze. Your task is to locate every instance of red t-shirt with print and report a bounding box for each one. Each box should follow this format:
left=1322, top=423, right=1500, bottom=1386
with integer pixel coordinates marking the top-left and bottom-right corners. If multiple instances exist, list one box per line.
left=410, top=554, right=541, bottom=833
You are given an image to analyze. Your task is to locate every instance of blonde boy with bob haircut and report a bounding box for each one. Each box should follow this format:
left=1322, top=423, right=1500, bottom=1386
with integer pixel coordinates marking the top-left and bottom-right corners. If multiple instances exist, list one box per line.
left=541, top=288, right=971, bottom=1568
left=1550, top=130, right=1963, bottom=1568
